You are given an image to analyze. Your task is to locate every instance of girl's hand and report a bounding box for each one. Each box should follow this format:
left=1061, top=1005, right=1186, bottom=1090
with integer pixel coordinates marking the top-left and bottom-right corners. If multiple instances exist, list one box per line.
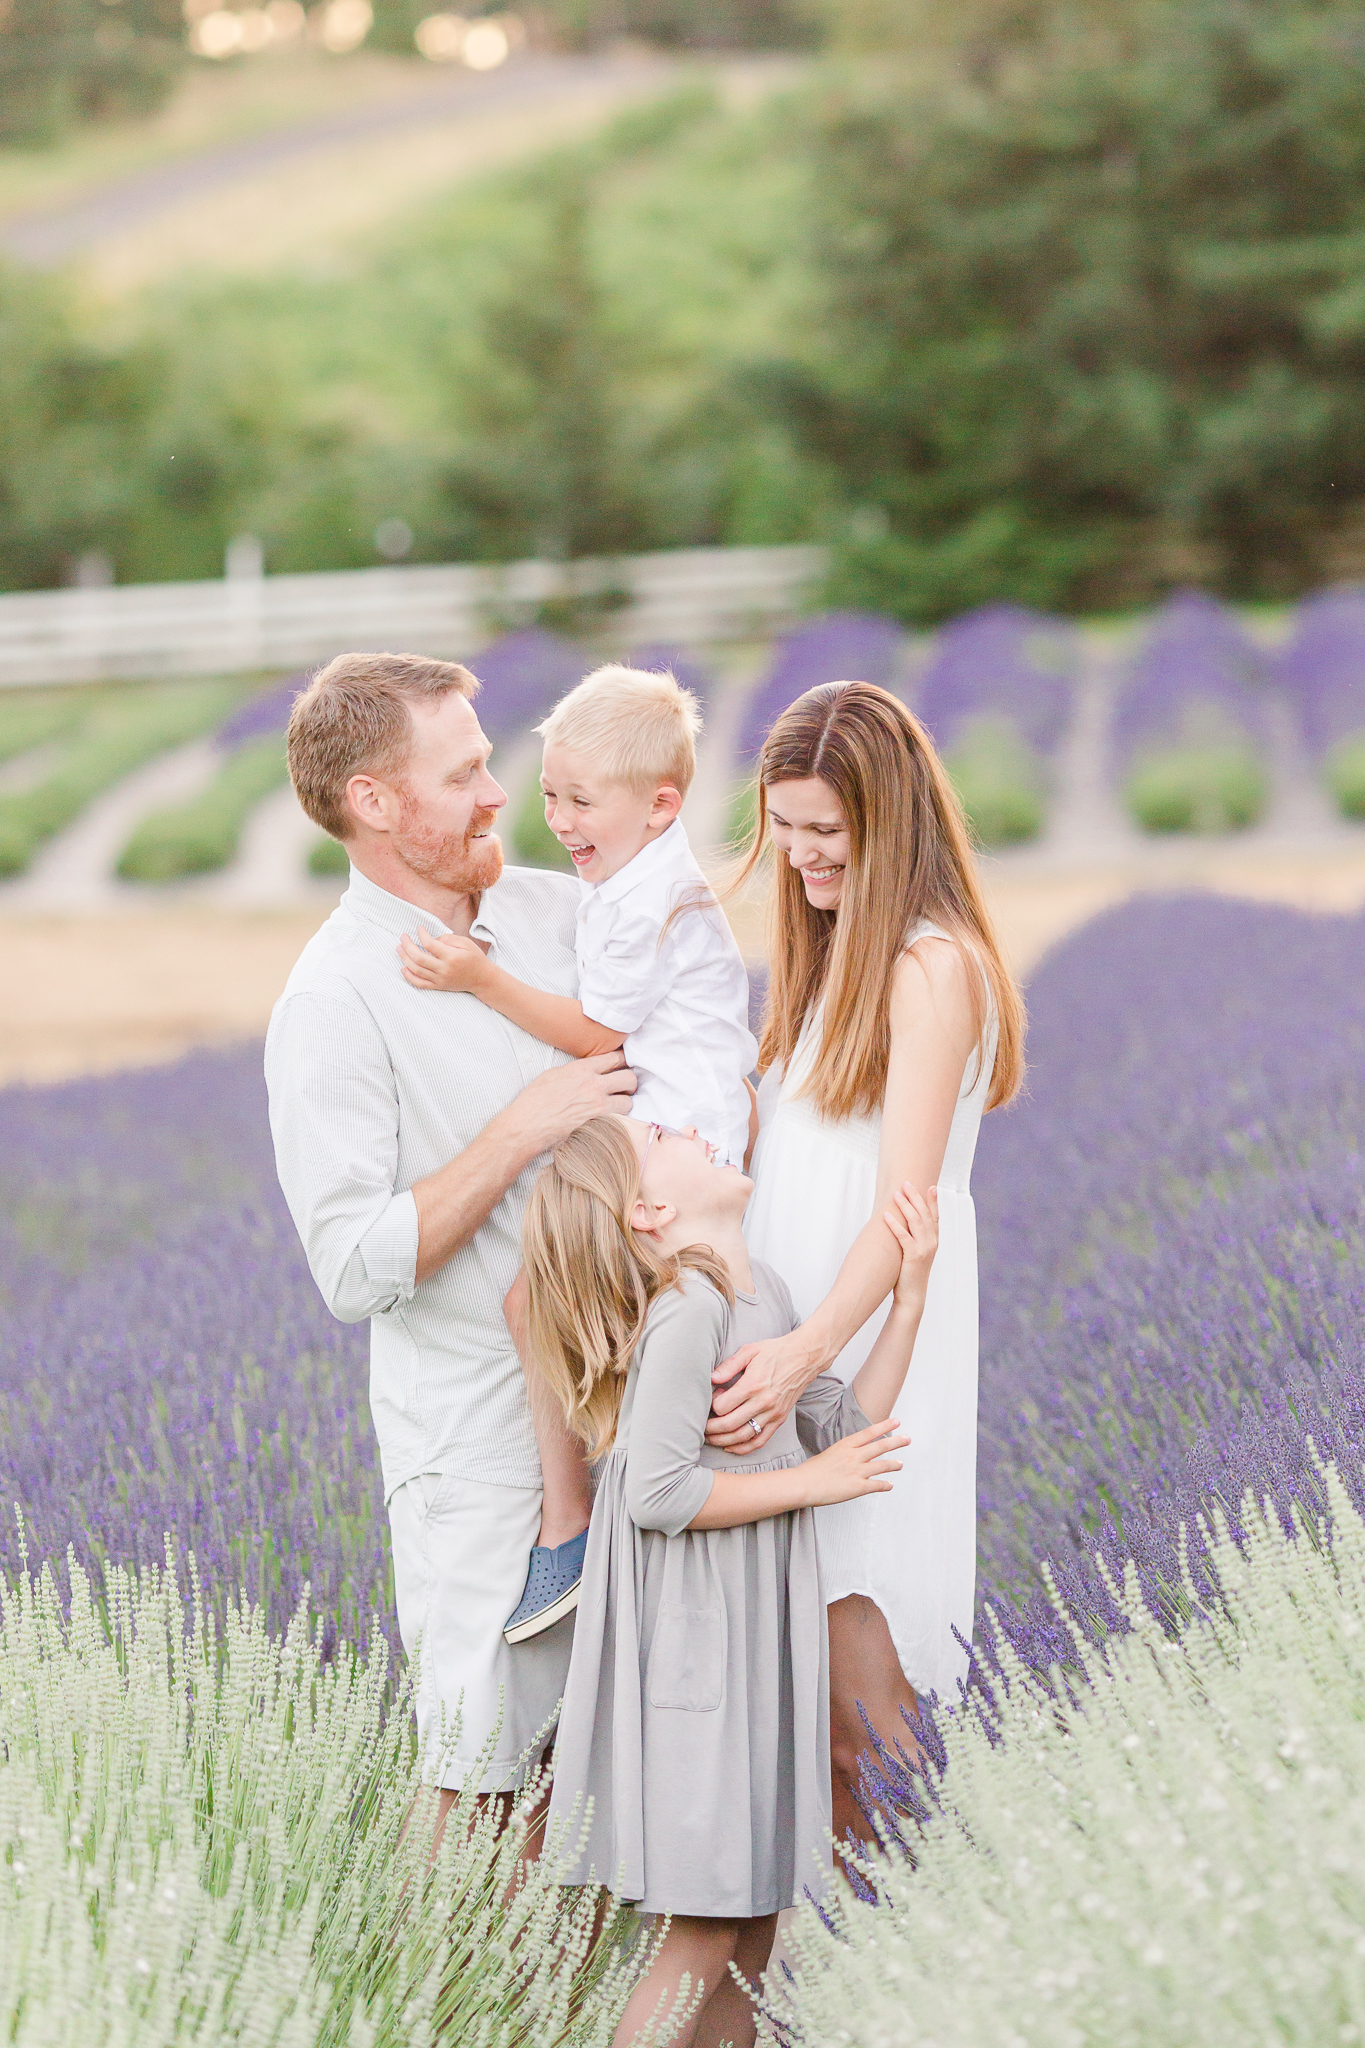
left=801, top=1419, right=909, bottom=1507
left=398, top=930, right=489, bottom=995
left=884, top=1181, right=938, bottom=1315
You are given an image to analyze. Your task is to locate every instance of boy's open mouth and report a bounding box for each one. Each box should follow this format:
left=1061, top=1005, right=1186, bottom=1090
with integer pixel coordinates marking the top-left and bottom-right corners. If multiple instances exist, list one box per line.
left=568, top=843, right=596, bottom=867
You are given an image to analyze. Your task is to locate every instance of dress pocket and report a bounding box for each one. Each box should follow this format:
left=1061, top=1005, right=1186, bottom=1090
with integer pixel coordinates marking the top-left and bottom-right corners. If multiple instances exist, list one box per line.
left=647, top=1600, right=726, bottom=1713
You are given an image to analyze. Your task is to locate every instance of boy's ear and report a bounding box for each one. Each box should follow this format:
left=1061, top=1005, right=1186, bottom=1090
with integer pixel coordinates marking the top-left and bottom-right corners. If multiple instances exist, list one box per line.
left=650, top=783, right=684, bottom=824
left=630, top=1196, right=677, bottom=1237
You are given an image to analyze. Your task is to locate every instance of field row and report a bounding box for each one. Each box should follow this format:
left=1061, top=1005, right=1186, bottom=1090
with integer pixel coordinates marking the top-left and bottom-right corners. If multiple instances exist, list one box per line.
left=3, top=590, right=1365, bottom=901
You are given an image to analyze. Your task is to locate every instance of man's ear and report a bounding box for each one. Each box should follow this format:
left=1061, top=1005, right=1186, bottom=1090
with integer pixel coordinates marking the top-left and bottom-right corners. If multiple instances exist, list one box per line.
left=345, top=772, right=399, bottom=836
left=649, top=783, right=684, bottom=826
left=630, top=1196, right=677, bottom=1237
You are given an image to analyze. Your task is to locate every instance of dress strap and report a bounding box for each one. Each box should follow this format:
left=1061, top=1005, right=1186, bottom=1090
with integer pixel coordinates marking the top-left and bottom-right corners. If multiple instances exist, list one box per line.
left=903, top=918, right=953, bottom=952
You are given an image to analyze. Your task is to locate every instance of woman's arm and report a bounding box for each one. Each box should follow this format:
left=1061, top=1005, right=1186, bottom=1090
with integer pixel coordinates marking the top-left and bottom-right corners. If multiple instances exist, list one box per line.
left=706, top=938, right=977, bottom=1453
left=398, top=931, right=624, bottom=1057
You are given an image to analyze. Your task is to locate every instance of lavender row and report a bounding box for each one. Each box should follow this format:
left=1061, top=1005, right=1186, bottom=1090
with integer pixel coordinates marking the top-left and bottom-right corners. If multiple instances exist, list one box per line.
left=915, top=602, right=1076, bottom=759
left=1112, top=590, right=1269, bottom=763
left=971, top=893, right=1365, bottom=1673
left=735, top=611, right=902, bottom=762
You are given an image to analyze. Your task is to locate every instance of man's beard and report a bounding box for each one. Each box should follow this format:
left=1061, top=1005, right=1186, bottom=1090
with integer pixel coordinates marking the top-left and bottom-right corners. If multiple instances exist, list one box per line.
left=392, top=797, right=504, bottom=895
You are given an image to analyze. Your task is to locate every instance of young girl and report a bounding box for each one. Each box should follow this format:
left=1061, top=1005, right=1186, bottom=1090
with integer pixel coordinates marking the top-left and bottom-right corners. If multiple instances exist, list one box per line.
left=521, top=1114, right=937, bottom=2048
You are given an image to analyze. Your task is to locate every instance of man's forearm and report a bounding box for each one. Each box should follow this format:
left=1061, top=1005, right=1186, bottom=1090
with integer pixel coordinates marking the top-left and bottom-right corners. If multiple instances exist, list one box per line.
left=412, top=1097, right=546, bottom=1281
left=476, top=964, right=623, bottom=1059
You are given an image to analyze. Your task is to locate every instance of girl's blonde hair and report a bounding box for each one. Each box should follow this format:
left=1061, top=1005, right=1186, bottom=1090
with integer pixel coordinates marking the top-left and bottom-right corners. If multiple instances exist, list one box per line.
left=732, top=681, right=1025, bottom=1120
left=521, top=1117, right=734, bottom=1458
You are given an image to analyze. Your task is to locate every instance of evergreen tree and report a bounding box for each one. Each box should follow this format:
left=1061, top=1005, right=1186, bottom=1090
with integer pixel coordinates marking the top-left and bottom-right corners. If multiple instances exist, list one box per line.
left=0, top=0, right=186, bottom=146
left=769, top=0, right=1365, bottom=616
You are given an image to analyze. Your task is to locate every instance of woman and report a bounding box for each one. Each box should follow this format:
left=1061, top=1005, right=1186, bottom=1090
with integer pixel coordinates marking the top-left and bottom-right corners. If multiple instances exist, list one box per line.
left=707, top=680, right=1025, bottom=1847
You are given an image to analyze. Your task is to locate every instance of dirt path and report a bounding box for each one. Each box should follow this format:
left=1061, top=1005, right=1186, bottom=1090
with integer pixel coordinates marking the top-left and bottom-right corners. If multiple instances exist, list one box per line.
left=7, top=844, right=1365, bottom=1088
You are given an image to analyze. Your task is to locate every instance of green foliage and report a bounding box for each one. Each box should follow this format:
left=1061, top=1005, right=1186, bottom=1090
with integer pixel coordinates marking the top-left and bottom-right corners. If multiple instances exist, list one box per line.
left=1324, top=731, right=1365, bottom=820
left=946, top=715, right=1046, bottom=846
left=771, top=1466, right=1365, bottom=2048
left=726, top=774, right=759, bottom=851
left=116, top=733, right=289, bottom=881
left=0, top=680, right=240, bottom=877
left=0, top=1544, right=641, bottom=2041
left=0, top=0, right=186, bottom=147
left=1125, top=738, right=1267, bottom=833
left=769, top=0, right=1365, bottom=616
left=309, top=832, right=352, bottom=878
left=510, top=767, right=573, bottom=872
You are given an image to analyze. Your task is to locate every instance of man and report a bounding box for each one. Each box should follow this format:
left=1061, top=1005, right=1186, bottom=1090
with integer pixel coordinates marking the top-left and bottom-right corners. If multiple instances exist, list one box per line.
left=265, top=650, right=633, bottom=1826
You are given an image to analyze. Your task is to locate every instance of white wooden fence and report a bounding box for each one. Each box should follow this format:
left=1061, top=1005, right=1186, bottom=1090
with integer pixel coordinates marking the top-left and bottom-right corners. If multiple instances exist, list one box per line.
left=0, top=544, right=828, bottom=689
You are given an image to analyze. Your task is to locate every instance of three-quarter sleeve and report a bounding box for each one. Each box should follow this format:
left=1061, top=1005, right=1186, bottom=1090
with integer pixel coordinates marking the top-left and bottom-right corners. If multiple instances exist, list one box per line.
left=622, top=1277, right=729, bottom=1536
left=795, top=1375, right=871, bottom=1456
left=264, top=990, right=419, bottom=1324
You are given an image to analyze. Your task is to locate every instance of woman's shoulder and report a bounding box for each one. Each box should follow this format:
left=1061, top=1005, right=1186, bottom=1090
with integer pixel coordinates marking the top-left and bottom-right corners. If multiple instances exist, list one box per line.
left=893, top=924, right=977, bottom=1009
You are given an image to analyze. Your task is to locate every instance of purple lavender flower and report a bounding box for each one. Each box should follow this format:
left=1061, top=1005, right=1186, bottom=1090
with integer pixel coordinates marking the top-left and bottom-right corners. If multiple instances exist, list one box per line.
left=1278, top=588, right=1365, bottom=755
left=626, top=645, right=715, bottom=718
left=915, top=603, right=1076, bottom=758
left=467, top=630, right=587, bottom=742
left=737, top=612, right=902, bottom=760
left=1113, top=591, right=1269, bottom=764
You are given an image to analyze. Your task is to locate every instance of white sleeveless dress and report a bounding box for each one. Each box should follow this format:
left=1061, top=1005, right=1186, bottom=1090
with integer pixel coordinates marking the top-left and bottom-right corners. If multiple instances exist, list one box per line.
left=743, top=920, right=994, bottom=1703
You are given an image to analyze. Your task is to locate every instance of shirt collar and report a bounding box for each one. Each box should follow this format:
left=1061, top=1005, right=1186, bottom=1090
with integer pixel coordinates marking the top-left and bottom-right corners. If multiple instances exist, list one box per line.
left=585, top=819, right=693, bottom=908
left=342, top=862, right=505, bottom=944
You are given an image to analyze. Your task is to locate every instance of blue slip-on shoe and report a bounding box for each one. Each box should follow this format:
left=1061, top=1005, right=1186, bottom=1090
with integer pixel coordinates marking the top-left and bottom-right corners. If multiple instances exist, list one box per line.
left=503, top=1529, right=589, bottom=1645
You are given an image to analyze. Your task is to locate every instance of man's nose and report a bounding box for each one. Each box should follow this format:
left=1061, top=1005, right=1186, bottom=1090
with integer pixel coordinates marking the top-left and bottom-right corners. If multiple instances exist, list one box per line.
left=481, top=774, right=508, bottom=812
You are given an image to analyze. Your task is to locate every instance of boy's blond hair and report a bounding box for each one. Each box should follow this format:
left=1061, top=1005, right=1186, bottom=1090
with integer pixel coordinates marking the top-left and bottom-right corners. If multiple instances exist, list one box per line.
left=536, top=665, right=701, bottom=798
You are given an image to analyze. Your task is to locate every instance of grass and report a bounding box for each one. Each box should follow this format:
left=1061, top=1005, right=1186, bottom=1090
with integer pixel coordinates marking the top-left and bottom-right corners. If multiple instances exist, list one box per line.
left=116, top=732, right=289, bottom=881
left=0, top=687, right=96, bottom=767
left=0, top=680, right=244, bottom=878
left=945, top=715, right=1046, bottom=846
left=1124, top=739, right=1268, bottom=833
left=0, top=1539, right=641, bottom=2044
left=772, top=1464, right=1365, bottom=2047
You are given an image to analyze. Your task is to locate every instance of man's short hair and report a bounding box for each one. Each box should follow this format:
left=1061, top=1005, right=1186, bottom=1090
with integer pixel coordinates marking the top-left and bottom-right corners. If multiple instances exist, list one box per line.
left=287, top=651, right=479, bottom=840
left=535, top=664, right=700, bottom=798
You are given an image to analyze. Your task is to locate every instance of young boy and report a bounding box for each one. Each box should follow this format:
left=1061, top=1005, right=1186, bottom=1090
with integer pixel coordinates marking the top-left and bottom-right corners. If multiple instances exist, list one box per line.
left=398, top=664, right=758, bottom=1639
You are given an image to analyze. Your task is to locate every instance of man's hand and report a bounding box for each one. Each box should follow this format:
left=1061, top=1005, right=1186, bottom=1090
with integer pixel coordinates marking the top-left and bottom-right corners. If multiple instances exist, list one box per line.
left=399, top=930, right=490, bottom=995
left=509, top=1051, right=637, bottom=1154
left=705, top=1327, right=823, bottom=1455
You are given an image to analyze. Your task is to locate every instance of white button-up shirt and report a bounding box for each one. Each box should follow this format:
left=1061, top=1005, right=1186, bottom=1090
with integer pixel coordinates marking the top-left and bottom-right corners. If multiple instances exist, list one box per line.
left=576, top=820, right=757, bottom=1164
left=264, top=863, right=578, bottom=1499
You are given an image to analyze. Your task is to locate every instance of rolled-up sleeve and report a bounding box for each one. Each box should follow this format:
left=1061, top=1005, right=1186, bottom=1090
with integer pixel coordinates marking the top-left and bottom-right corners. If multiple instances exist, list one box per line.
left=623, top=1279, right=727, bottom=1535
left=264, top=991, right=418, bottom=1323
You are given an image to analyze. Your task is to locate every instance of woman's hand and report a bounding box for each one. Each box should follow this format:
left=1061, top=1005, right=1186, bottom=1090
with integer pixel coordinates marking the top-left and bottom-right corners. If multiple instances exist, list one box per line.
left=799, top=1418, right=908, bottom=1507
left=706, top=1329, right=823, bottom=1454
left=885, top=1181, right=939, bottom=1316
left=398, top=930, right=490, bottom=995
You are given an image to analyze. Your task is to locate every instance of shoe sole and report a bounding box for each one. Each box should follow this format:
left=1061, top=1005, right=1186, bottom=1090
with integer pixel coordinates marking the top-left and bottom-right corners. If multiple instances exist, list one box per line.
left=503, top=1577, right=583, bottom=1646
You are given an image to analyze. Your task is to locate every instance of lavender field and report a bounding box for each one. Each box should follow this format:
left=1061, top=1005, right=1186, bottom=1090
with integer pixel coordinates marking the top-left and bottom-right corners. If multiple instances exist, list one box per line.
left=5, top=891, right=1365, bottom=2037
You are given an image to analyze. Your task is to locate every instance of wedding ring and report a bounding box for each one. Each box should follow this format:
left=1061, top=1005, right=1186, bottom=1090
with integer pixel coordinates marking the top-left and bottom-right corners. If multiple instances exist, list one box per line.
left=750, top=1417, right=762, bottom=1438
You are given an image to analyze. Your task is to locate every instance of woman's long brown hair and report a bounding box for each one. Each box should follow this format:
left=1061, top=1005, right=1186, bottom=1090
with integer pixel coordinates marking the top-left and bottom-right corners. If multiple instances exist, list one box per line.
left=731, top=681, right=1025, bottom=1120
left=521, top=1117, right=734, bottom=1458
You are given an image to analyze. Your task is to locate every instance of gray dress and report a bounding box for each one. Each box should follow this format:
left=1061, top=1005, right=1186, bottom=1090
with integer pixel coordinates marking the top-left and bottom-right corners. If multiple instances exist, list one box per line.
left=544, top=1260, right=868, bottom=1919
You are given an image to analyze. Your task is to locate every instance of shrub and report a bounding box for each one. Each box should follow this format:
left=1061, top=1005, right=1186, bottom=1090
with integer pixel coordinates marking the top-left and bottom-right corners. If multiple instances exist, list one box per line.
left=511, top=768, right=572, bottom=872
left=309, top=833, right=351, bottom=879
left=0, top=1544, right=637, bottom=2043
left=117, top=734, right=289, bottom=882
left=1125, top=739, right=1267, bottom=833
left=945, top=715, right=1045, bottom=846
left=0, top=688, right=95, bottom=767
left=1325, top=732, right=1365, bottom=819
left=771, top=1468, right=1365, bottom=2048
left=0, top=681, right=241, bottom=878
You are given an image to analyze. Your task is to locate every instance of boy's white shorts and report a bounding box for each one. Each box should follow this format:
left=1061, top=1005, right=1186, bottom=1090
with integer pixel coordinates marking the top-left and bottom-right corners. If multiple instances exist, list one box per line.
left=388, top=1471, right=574, bottom=1794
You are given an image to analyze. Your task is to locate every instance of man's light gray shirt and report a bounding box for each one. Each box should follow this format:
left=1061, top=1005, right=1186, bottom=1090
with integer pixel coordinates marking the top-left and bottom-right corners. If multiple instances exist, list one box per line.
left=264, top=863, right=577, bottom=1500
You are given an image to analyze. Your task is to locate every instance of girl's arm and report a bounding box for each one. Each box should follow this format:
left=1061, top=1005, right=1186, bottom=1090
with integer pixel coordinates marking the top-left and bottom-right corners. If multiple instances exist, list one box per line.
left=707, top=936, right=977, bottom=1453
left=684, top=1418, right=909, bottom=1529
left=398, top=930, right=624, bottom=1058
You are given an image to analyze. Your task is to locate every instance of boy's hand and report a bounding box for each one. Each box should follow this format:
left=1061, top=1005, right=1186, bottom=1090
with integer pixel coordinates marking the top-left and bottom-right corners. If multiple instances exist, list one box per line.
left=801, top=1418, right=909, bottom=1507
left=398, top=930, right=491, bottom=995
left=884, top=1181, right=939, bottom=1314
